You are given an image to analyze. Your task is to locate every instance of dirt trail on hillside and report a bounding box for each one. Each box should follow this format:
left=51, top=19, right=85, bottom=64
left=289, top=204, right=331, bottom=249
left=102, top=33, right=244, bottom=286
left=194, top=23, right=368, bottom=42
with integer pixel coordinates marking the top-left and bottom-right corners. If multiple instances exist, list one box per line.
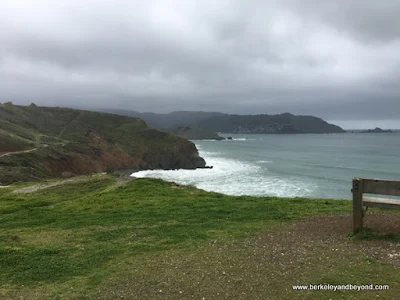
left=11, top=174, right=105, bottom=194
left=11, top=174, right=135, bottom=194
left=0, top=143, right=51, bottom=158
left=0, top=147, right=39, bottom=158
left=58, top=112, right=83, bottom=138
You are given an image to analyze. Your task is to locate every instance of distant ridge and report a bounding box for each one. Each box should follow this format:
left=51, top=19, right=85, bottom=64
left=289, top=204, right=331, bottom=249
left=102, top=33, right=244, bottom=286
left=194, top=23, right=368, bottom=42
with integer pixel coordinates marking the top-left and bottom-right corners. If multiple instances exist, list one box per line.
left=100, top=109, right=345, bottom=134
left=360, top=127, right=393, bottom=133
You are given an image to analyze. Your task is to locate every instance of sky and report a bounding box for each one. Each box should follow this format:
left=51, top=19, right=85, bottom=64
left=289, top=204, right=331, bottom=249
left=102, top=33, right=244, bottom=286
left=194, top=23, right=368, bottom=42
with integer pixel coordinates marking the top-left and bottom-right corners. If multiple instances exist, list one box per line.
left=1, top=0, right=399, bottom=129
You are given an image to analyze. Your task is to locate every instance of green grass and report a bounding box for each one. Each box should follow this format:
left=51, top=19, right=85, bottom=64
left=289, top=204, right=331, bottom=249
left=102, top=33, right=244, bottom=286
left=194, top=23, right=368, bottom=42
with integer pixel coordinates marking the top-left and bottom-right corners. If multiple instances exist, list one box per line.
left=0, top=131, right=35, bottom=153
left=0, top=176, right=398, bottom=299
left=355, top=227, right=400, bottom=242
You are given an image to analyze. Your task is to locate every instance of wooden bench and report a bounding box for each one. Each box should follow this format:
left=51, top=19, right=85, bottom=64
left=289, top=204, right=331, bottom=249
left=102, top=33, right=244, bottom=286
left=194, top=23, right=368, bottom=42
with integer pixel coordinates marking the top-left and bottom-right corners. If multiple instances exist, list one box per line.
left=352, top=178, right=400, bottom=233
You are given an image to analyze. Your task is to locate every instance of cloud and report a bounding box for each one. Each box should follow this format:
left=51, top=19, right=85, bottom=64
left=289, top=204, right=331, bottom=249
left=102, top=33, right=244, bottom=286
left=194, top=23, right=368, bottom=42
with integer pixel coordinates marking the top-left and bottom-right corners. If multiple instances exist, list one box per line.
left=1, top=0, right=399, bottom=125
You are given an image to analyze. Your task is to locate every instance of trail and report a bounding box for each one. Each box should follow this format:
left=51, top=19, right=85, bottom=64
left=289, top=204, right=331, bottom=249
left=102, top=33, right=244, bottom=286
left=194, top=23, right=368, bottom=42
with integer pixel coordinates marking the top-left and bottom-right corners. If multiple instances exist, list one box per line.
left=58, top=112, right=82, bottom=138
left=0, top=143, right=51, bottom=158
left=0, top=147, right=39, bottom=158
left=11, top=176, right=94, bottom=194
left=10, top=173, right=134, bottom=194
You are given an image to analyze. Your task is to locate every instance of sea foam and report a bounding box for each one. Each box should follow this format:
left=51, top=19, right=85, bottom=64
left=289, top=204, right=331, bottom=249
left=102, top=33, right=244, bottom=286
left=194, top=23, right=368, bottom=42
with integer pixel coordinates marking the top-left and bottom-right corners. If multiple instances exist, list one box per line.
left=132, top=147, right=315, bottom=197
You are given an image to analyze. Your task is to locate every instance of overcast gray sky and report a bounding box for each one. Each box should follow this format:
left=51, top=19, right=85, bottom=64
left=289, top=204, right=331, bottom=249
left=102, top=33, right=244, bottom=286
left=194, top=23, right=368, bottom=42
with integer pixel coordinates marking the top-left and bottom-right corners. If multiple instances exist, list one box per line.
left=1, top=0, right=399, bottom=128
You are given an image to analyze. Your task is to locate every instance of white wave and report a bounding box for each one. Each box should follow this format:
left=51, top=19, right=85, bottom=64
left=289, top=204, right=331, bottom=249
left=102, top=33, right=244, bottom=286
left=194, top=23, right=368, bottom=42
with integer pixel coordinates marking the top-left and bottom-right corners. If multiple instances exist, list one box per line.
left=233, top=138, right=256, bottom=141
left=201, top=151, right=224, bottom=156
left=221, top=138, right=257, bottom=141
left=190, top=139, right=217, bottom=142
left=132, top=148, right=315, bottom=197
left=257, top=160, right=271, bottom=164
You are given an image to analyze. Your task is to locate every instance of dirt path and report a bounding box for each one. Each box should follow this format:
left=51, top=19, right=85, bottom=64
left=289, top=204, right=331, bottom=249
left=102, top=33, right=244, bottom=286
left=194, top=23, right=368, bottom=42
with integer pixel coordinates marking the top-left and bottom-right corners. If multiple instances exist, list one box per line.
left=0, top=143, right=51, bottom=158
left=0, top=147, right=39, bottom=158
left=11, top=174, right=135, bottom=194
left=58, top=112, right=82, bottom=138
left=11, top=174, right=104, bottom=194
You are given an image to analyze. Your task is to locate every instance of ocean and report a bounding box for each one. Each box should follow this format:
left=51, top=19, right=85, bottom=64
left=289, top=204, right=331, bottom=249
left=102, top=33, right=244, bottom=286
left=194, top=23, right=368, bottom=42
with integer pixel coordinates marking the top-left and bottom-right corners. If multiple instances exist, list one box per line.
left=132, top=133, right=400, bottom=199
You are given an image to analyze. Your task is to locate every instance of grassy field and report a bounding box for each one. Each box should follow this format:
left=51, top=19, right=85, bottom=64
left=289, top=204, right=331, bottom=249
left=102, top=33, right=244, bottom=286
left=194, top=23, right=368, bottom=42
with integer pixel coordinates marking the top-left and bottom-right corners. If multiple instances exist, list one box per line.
left=0, top=175, right=399, bottom=299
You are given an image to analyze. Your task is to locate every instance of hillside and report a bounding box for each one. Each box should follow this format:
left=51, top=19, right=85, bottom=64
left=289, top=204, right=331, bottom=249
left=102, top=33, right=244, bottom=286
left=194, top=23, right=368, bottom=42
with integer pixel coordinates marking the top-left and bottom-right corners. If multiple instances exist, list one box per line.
left=100, top=110, right=345, bottom=134
left=0, top=103, right=206, bottom=184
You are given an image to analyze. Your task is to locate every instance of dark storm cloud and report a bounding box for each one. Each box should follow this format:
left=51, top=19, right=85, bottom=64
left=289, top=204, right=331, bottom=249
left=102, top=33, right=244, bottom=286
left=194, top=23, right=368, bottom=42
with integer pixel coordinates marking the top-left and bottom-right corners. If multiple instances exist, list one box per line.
left=1, top=0, right=399, bottom=127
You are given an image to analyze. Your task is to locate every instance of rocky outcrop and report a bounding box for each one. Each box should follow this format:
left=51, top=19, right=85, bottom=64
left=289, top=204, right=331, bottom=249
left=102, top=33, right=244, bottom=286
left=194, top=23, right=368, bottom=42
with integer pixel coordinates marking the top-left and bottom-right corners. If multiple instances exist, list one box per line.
left=140, top=143, right=206, bottom=170
left=39, top=130, right=206, bottom=180
left=136, top=129, right=206, bottom=169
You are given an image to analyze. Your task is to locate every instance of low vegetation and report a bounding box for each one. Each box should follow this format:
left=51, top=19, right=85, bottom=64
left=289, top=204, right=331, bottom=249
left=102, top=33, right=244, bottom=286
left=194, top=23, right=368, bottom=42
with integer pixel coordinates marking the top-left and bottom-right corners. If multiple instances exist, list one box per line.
left=1, top=175, right=399, bottom=299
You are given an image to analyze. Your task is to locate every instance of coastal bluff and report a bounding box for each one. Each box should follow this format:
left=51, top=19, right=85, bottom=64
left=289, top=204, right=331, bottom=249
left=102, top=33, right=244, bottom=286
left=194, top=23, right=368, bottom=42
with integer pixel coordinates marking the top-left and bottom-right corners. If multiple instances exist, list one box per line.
left=0, top=103, right=206, bottom=185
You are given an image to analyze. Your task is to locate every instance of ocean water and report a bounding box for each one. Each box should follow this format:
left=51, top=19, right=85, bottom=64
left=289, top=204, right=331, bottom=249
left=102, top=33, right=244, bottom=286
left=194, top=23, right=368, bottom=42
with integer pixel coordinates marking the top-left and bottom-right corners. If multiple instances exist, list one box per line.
left=132, top=133, right=400, bottom=199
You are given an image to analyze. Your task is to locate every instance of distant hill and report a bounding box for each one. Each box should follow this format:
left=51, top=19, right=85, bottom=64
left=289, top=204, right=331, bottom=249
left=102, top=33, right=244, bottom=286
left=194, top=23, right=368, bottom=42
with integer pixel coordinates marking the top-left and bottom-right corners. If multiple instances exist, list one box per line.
left=197, top=113, right=345, bottom=134
left=101, top=110, right=345, bottom=134
left=0, top=103, right=206, bottom=184
left=360, top=127, right=393, bottom=133
left=103, top=109, right=224, bottom=130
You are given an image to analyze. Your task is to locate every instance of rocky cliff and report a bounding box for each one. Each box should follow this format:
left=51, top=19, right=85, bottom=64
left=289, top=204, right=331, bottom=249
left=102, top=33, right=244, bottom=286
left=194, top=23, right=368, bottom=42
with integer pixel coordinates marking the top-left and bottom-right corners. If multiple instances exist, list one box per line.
left=0, top=104, right=206, bottom=185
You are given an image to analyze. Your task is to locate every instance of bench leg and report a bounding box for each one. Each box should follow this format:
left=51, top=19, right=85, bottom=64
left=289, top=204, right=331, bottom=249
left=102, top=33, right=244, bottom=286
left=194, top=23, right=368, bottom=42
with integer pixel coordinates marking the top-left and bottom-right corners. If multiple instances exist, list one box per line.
left=352, top=179, right=363, bottom=233
left=363, top=206, right=368, bottom=218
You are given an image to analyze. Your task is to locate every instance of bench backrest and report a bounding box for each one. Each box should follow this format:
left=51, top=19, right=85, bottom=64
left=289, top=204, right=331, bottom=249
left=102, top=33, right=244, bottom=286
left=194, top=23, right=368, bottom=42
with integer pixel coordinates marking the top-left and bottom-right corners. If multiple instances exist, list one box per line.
left=352, top=178, right=400, bottom=232
left=353, top=178, right=400, bottom=197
